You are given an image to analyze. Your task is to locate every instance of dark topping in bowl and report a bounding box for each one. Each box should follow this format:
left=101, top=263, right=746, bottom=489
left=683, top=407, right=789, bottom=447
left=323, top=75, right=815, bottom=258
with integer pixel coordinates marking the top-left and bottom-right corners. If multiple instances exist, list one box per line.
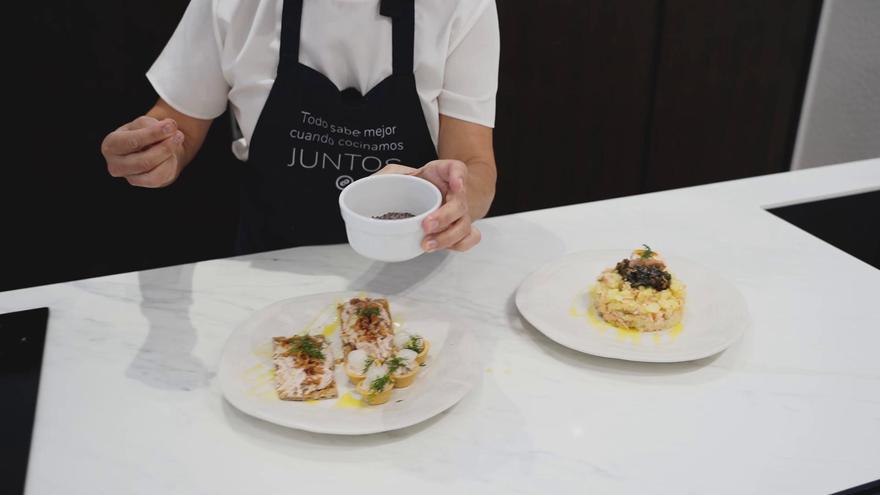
left=615, top=259, right=672, bottom=291
left=373, top=211, right=415, bottom=220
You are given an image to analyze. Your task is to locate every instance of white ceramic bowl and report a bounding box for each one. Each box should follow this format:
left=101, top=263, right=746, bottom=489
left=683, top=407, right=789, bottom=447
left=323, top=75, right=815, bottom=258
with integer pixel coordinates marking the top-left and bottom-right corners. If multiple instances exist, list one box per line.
left=338, top=174, right=442, bottom=262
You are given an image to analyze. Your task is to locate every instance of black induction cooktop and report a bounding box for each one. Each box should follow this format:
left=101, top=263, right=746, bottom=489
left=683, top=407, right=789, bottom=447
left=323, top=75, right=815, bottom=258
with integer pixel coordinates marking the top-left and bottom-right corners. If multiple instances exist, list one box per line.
left=767, top=190, right=880, bottom=270
left=0, top=307, right=49, bottom=495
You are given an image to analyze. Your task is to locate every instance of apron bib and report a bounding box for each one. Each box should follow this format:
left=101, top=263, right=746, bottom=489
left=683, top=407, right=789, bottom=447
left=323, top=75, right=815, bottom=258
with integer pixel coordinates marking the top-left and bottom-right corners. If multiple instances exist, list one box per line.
left=236, top=0, right=438, bottom=254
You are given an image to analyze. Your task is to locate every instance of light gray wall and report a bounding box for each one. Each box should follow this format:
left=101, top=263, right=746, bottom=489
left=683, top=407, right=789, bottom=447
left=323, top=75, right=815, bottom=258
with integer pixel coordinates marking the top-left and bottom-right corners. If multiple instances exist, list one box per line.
left=791, top=0, right=880, bottom=170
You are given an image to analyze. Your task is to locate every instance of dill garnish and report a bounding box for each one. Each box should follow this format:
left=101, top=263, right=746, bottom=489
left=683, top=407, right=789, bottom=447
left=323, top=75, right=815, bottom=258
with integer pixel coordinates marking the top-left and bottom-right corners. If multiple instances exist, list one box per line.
left=357, top=306, right=382, bottom=318
left=640, top=244, right=655, bottom=259
left=386, top=356, right=407, bottom=374
left=361, top=356, right=375, bottom=375
left=369, top=374, right=392, bottom=394
left=287, top=336, right=324, bottom=360
left=404, top=336, right=424, bottom=353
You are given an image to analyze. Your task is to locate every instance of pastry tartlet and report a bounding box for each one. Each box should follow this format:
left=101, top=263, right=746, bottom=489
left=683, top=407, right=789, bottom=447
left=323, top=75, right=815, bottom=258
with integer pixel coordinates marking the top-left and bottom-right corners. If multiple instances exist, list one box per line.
left=344, top=349, right=373, bottom=386
left=356, top=363, right=394, bottom=405
left=394, top=332, right=429, bottom=364
left=387, top=349, right=420, bottom=388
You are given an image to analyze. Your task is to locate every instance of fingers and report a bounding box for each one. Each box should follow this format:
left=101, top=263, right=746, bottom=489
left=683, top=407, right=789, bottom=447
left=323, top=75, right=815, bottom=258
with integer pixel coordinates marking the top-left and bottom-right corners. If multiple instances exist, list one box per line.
left=440, top=160, right=468, bottom=193
left=424, top=159, right=467, bottom=191
left=102, top=118, right=177, bottom=156
left=421, top=161, right=469, bottom=234
left=374, top=164, right=418, bottom=176
left=449, top=226, right=481, bottom=252
left=126, top=115, right=161, bottom=130
left=423, top=216, right=473, bottom=252
left=423, top=195, right=467, bottom=234
left=108, top=132, right=183, bottom=177
left=419, top=159, right=468, bottom=194
left=125, top=155, right=179, bottom=188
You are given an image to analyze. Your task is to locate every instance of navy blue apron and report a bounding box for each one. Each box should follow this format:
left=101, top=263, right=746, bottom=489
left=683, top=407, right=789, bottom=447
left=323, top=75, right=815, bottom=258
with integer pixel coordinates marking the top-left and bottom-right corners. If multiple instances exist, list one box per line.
left=236, top=0, right=438, bottom=254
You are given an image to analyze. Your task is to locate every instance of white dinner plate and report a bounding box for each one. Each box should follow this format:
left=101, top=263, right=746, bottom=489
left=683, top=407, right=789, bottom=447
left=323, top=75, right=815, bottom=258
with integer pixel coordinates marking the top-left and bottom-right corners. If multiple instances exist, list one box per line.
left=219, top=292, right=481, bottom=434
left=516, top=250, right=749, bottom=362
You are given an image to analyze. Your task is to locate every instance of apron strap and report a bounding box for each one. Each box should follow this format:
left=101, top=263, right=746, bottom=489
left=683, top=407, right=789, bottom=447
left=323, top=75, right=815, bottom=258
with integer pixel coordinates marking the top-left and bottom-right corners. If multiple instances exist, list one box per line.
left=279, top=0, right=414, bottom=75
left=279, top=0, right=304, bottom=70
left=380, top=0, right=415, bottom=75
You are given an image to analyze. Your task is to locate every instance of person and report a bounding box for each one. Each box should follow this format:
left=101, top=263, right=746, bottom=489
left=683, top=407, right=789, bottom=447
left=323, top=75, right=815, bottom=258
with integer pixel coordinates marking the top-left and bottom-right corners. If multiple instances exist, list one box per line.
left=100, top=0, right=499, bottom=255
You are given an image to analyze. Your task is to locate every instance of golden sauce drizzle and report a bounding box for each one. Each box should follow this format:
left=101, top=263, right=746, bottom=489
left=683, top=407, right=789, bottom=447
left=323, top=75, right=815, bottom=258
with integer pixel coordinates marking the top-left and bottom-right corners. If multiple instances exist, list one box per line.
left=253, top=369, right=275, bottom=383
left=252, top=342, right=273, bottom=360
left=569, top=292, right=683, bottom=344
left=322, top=320, right=339, bottom=337
left=242, top=363, right=265, bottom=376
left=242, top=361, right=277, bottom=399
left=245, top=382, right=277, bottom=400
left=335, top=392, right=364, bottom=409
left=297, top=300, right=341, bottom=336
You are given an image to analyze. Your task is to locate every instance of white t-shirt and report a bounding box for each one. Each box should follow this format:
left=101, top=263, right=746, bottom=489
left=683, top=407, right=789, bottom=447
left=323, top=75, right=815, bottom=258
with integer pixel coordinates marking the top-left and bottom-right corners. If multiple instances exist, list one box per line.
left=147, top=0, right=499, bottom=161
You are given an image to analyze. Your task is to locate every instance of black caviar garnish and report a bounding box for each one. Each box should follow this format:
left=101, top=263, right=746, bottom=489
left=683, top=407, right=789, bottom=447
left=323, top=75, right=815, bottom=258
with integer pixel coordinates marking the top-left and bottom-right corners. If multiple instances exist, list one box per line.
left=615, top=259, right=672, bottom=291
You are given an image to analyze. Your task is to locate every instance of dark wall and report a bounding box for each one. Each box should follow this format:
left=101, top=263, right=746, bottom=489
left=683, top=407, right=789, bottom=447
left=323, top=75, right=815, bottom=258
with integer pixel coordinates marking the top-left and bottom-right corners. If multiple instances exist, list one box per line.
left=642, top=0, right=822, bottom=192
left=6, top=1, right=242, bottom=292
left=491, top=0, right=822, bottom=213
left=492, top=1, right=663, bottom=208
left=2, top=0, right=821, bottom=292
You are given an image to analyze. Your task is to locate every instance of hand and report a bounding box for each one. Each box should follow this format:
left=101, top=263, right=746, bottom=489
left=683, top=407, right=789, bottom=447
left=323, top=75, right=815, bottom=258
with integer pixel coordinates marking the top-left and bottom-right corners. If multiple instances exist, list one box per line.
left=101, top=116, right=186, bottom=188
left=377, top=160, right=481, bottom=252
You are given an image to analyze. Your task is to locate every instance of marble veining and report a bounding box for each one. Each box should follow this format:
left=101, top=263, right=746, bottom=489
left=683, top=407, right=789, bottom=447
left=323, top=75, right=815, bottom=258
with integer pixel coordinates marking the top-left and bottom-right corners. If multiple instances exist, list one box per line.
left=1, top=159, right=879, bottom=495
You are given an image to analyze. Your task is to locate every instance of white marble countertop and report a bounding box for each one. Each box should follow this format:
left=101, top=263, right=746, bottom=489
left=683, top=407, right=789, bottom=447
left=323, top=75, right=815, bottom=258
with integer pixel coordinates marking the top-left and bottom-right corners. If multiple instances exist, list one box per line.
left=3, top=158, right=879, bottom=495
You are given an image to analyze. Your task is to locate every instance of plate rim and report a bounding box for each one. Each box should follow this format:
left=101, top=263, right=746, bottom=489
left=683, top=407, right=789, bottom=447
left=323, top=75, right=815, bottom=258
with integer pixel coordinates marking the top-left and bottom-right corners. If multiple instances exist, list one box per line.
left=515, top=249, right=749, bottom=363
left=218, top=291, right=481, bottom=435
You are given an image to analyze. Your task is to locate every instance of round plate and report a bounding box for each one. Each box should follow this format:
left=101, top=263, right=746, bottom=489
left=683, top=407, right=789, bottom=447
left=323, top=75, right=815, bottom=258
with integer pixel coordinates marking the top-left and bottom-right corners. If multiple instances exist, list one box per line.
left=516, top=251, right=749, bottom=362
left=219, top=292, right=481, bottom=434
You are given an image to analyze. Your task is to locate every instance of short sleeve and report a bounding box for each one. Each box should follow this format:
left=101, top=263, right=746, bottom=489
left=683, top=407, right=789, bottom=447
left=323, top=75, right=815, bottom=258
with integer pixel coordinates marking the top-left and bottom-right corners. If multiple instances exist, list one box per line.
left=438, top=1, right=499, bottom=128
left=146, top=0, right=230, bottom=119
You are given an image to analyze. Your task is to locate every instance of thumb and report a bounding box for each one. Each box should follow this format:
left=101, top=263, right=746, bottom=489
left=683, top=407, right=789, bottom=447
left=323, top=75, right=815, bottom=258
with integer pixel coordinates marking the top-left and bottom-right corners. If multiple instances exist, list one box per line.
left=442, top=160, right=467, bottom=193
left=450, top=174, right=465, bottom=193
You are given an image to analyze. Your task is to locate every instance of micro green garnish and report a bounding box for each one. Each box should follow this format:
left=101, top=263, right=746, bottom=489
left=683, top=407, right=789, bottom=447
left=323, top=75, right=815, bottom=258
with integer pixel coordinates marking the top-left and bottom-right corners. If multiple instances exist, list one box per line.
left=404, top=336, right=423, bottom=353
left=361, top=356, right=375, bottom=375
left=640, top=244, right=655, bottom=259
left=369, top=374, right=392, bottom=394
left=386, top=356, right=407, bottom=374
left=288, top=336, right=324, bottom=360
left=357, top=306, right=382, bottom=318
